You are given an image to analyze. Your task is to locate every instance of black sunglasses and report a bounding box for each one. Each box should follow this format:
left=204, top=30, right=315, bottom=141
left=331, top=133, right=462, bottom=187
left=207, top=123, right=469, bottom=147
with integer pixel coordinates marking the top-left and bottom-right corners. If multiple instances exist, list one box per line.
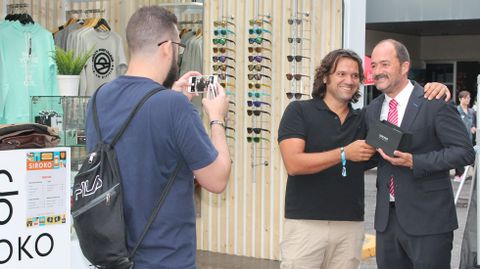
left=247, top=109, right=271, bottom=116
left=286, top=92, right=309, bottom=100
left=247, top=100, right=271, bottom=107
left=286, top=73, right=310, bottom=80
left=247, top=127, right=271, bottom=134
left=247, top=136, right=270, bottom=143
left=287, top=55, right=311, bottom=62
left=248, top=83, right=271, bottom=89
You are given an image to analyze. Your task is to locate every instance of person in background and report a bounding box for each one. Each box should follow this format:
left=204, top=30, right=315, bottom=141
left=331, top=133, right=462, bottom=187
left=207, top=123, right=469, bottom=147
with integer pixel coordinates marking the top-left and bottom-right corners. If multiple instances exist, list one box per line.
left=85, top=6, right=231, bottom=269
left=278, top=48, right=450, bottom=269
left=454, top=90, right=476, bottom=181
left=366, top=39, right=475, bottom=269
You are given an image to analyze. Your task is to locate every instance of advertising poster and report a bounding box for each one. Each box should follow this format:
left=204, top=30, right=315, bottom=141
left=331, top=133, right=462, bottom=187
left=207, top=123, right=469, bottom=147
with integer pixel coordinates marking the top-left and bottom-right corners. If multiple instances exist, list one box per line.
left=0, top=148, right=70, bottom=269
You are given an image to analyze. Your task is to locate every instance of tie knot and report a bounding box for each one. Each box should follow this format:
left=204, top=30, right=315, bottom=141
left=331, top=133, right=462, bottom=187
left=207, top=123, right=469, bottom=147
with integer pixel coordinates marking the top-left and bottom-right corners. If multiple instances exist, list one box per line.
left=389, top=99, right=398, bottom=109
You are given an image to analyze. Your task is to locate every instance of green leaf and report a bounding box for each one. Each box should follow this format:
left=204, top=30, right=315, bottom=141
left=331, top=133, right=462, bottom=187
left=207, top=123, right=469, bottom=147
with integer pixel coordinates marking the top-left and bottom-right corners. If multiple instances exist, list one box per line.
left=51, top=46, right=95, bottom=75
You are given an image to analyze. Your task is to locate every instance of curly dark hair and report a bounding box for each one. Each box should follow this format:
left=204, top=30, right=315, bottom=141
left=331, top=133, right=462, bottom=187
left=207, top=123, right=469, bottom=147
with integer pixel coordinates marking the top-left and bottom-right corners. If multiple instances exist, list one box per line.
left=312, top=49, right=364, bottom=103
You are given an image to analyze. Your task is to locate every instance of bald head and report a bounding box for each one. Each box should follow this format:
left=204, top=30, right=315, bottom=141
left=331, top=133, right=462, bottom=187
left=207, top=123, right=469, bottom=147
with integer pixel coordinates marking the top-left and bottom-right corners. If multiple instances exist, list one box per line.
left=376, top=39, right=410, bottom=64
left=126, top=6, right=178, bottom=56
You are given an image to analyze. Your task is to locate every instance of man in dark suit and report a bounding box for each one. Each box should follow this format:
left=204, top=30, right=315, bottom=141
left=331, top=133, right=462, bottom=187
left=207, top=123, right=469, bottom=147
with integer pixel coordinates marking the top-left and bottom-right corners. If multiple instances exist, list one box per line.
left=365, top=39, right=475, bottom=269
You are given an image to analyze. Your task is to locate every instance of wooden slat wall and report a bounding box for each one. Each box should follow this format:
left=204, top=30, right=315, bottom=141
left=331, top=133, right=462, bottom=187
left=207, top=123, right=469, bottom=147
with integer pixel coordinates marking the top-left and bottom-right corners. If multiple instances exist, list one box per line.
left=0, top=0, right=342, bottom=260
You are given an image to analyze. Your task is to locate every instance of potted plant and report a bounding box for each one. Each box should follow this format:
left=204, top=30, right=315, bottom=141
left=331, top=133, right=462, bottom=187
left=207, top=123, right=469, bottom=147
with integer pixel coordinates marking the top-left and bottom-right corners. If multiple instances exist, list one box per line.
left=52, top=46, right=94, bottom=96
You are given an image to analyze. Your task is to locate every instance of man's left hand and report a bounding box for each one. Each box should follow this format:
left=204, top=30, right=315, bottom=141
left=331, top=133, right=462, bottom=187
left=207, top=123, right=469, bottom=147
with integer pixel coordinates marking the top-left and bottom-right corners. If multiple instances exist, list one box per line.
left=377, top=148, right=413, bottom=169
left=172, top=71, right=202, bottom=101
left=424, top=82, right=451, bottom=101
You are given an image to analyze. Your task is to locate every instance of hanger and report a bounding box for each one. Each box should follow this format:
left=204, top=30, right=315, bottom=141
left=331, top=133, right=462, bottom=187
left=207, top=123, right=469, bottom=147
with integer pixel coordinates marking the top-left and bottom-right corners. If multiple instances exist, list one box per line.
left=94, top=18, right=111, bottom=31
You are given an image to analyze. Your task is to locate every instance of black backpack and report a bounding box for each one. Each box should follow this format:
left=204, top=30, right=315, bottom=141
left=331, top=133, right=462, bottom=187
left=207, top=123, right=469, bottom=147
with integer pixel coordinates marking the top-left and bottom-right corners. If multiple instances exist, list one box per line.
left=72, top=87, right=182, bottom=269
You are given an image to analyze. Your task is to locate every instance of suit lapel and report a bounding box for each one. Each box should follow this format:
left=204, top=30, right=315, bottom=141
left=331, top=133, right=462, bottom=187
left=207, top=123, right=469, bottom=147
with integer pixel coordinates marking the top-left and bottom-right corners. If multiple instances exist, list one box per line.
left=372, top=94, right=385, bottom=120
left=400, top=82, right=424, bottom=132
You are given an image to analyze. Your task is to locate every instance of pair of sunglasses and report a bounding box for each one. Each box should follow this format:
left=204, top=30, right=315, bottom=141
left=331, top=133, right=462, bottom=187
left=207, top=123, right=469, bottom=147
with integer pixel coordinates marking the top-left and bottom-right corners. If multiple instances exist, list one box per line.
left=248, top=91, right=271, bottom=98
left=214, top=28, right=236, bottom=36
left=248, top=47, right=271, bottom=53
left=287, top=18, right=303, bottom=25
left=212, top=64, right=235, bottom=71
left=286, top=92, right=309, bottom=100
left=214, top=73, right=236, bottom=80
left=247, top=109, right=271, bottom=116
left=287, top=55, right=310, bottom=62
left=287, top=37, right=309, bottom=43
left=214, top=20, right=236, bottom=27
left=249, top=28, right=271, bottom=35
left=248, top=55, right=271, bottom=63
left=286, top=73, right=310, bottom=80
left=247, top=100, right=271, bottom=108
left=248, top=73, right=271, bottom=80
left=249, top=19, right=271, bottom=26
left=247, top=127, right=270, bottom=134
left=213, top=47, right=235, bottom=54
left=212, top=55, right=235, bottom=63
left=248, top=64, right=271, bottom=72
left=220, top=82, right=235, bottom=88
left=213, top=38, right=236, bottom=45
left=248, top=37, right=271, bottom=44
left=248, top=83, right=271, bottom=89
left=247, top=136, right=270, bottom=143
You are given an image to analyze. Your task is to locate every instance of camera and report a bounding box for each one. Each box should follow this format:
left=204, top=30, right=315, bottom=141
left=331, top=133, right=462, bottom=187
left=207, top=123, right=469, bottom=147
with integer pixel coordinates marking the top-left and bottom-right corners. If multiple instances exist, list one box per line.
left=188, top=75, right=218, bottom=94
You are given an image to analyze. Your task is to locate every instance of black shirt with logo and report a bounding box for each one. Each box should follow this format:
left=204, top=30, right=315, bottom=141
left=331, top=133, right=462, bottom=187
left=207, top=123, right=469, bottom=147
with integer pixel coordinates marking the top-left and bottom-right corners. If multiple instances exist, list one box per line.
left=278, top=98, right=368, bottom=221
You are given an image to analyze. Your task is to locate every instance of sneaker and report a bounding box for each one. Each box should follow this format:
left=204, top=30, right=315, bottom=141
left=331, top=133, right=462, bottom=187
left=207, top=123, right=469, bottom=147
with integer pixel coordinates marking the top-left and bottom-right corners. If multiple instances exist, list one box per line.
left=454, top=175, right=462, bottom=182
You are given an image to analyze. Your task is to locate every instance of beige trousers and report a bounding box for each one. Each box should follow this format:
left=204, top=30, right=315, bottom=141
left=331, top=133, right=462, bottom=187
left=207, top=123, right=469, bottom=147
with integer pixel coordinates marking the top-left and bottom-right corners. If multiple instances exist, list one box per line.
left=280, top=219, right=364, bottom=269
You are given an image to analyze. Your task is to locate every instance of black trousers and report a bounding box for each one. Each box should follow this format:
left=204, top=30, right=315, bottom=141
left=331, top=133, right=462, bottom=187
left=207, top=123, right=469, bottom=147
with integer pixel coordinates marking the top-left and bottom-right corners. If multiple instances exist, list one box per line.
left=376, top=204, right=453, bottom=269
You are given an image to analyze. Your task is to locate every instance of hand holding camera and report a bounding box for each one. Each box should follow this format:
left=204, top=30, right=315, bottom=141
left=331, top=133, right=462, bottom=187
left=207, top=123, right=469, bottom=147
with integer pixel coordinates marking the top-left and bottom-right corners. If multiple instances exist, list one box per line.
left=201, top=79, right=229, bottom=123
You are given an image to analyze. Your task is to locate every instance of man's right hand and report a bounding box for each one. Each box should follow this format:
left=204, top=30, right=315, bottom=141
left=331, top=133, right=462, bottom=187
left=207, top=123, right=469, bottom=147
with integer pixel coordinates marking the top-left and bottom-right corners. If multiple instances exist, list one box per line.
left=202, top=83, right=229, bottom=122
left=345, top=140, right=376, bottom=162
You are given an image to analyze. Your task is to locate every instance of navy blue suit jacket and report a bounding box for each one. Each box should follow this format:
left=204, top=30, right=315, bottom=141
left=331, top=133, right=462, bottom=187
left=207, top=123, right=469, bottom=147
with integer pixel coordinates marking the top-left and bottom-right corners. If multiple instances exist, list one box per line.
left=365, top=81, right=475, bottom=235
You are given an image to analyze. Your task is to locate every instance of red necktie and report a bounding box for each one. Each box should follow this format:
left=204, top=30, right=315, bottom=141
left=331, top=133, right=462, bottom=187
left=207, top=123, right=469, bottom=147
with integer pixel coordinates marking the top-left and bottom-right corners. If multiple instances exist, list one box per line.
left=387, top=99, right=398, bottom=198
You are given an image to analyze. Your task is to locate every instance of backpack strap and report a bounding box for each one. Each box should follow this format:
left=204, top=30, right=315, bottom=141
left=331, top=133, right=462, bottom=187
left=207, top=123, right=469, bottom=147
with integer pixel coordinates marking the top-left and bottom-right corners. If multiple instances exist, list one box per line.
left=91, top=85, right=164, bottom=146
left=130, top=160, right=183, bottom=259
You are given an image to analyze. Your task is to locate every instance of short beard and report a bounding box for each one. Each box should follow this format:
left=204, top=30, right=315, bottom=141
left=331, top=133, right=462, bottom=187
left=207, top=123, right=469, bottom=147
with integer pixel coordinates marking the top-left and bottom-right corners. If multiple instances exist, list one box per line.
left=163, top=53, right=179, bottom=88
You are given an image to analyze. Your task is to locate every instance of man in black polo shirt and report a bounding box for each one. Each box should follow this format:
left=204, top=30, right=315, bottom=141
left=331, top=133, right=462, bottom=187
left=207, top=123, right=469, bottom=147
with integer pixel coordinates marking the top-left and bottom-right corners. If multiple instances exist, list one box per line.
left=278, top=49, right=450, bottom=269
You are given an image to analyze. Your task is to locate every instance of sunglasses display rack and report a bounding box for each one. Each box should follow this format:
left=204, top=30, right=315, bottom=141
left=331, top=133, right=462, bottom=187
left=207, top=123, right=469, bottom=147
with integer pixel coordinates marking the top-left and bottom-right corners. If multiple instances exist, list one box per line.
left=285, top=7, right=311, bottom=101
left=212, top=16, right=237, bottom=151
left=247, top=12, right=272, bottom=176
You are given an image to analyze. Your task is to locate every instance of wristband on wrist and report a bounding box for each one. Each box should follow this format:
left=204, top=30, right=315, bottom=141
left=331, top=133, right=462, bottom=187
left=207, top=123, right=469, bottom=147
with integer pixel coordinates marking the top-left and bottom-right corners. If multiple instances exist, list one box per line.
left=340, top=147, right=347, bottom=177
left=209, top=120, right=225, bottom=128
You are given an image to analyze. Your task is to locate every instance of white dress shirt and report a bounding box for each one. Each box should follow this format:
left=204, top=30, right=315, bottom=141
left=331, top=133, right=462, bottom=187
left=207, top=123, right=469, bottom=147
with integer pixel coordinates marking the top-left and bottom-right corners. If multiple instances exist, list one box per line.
left=379, top=80, right=414, bottom=201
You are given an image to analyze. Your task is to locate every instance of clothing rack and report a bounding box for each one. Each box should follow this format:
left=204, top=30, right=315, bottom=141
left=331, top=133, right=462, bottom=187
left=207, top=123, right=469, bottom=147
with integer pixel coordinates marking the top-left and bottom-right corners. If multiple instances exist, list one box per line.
left=6, top=3, right=29, bottom=14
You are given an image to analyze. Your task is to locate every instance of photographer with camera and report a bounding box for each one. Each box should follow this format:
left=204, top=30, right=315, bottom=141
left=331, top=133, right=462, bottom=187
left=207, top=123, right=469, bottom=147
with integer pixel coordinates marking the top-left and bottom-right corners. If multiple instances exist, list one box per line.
left=85, top=6, right=230, bottom=269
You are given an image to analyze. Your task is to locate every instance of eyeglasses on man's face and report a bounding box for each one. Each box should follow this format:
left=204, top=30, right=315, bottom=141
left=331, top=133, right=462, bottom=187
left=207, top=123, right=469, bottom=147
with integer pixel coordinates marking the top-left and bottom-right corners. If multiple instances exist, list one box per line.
left=157, top=40, right=186, bottom=54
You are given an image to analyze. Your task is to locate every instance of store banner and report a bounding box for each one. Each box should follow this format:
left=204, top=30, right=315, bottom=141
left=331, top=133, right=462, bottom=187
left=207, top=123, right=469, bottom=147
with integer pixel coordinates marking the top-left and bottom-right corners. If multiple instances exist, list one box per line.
left=0, top=148, right=70, bottom=269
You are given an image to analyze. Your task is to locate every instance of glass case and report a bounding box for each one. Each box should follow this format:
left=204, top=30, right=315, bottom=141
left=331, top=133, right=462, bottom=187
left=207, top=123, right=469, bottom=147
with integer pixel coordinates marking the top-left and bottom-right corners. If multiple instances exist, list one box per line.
left=30, top=96, right=90, bottom=170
